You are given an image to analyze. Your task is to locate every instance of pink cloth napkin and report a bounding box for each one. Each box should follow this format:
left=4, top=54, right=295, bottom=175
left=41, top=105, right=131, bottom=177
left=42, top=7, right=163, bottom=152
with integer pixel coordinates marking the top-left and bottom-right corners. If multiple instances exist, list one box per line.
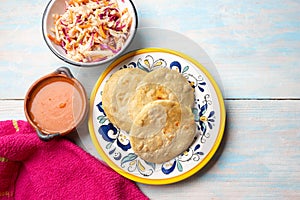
left=0, top=120, right=149, bottom=200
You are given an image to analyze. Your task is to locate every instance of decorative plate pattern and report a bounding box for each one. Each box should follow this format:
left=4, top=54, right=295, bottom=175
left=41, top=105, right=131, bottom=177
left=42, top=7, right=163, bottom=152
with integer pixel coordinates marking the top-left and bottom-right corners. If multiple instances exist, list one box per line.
left=88, top=48, right=226, bottom=185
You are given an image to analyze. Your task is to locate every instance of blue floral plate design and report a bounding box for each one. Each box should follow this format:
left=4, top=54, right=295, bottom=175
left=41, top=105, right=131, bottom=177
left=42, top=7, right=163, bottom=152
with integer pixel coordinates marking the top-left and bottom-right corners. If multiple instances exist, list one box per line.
left=88, top=48, right=226, bottom=185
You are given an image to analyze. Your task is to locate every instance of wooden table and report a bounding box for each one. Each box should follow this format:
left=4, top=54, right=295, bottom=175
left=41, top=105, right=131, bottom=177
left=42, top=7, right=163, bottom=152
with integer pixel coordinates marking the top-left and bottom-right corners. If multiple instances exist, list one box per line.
left=1, top=0, right=299, bottom=199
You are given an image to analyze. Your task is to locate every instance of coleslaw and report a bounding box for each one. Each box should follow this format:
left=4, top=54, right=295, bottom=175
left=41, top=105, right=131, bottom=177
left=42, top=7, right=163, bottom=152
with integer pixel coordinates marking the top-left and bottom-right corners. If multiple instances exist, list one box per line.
left=47, top=0, right=133, bottom=63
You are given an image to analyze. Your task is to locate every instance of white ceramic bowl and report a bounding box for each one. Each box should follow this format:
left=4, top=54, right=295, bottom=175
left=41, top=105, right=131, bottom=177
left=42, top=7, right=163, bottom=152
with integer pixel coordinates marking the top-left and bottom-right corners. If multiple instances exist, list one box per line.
left=42, top=0, right=138, bottom=67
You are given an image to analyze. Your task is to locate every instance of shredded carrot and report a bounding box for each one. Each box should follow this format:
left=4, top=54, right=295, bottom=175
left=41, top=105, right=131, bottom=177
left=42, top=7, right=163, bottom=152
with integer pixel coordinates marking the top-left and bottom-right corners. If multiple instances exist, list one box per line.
left=122, top=8, right=128, bottom=15
left=103, top=0, right=109, bottom=6
left=99, top=24, right=107, bottom=39
left=79, top=24, right=91, bottom=29
left=47, top=34, right=61, bottom=45
left=68, top=0, right=75, bottom=6
left=48, top=0, right=133, bottom=62
left=69, top=10, right=73, bottom=24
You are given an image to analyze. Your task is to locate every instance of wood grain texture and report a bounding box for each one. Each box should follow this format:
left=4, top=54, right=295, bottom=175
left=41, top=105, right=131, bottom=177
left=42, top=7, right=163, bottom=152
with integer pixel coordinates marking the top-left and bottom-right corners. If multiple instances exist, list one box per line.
left=0, top=0, right=300, bottom=99
left=139, top=99, right=300, bottom=199
left=1, top=99, right=299, bottom=199
left=0, top=0, right=300, bottom=199
left=0, top=100, right=25, bottom=120
left=134, top=0, right=300, bottom=98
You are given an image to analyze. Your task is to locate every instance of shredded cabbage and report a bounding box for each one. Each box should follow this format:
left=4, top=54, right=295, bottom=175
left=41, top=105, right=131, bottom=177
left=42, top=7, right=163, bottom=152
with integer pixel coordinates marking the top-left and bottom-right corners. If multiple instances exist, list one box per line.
left=48, top=0, right=133, bottom=63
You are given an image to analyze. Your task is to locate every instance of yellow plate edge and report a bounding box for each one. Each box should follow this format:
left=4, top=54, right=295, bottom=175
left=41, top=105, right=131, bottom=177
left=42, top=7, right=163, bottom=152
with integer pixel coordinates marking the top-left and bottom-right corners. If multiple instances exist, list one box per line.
left=88, top=47, right=226, bottom=185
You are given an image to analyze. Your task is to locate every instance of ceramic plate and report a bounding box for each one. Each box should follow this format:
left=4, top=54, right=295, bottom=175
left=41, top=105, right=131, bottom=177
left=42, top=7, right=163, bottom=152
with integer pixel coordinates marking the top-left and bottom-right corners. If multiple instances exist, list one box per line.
left=88, top=48, right=226, bottom=185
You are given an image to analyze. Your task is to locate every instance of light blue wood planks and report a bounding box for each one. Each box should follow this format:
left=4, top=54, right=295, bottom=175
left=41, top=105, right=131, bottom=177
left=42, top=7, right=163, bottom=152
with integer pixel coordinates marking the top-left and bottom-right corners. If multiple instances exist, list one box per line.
left=139, top=100, right=300, bottom=199
left=0, top=1, right=299, bottom=199
left=135, top=0, right=300, bottom=98
left=1, top=0, right=300, bottom=99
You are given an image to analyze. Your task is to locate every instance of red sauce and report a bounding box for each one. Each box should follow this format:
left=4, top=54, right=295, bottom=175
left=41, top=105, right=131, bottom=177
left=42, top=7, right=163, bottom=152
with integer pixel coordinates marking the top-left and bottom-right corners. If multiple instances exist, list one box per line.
left=28, top=79, right=84, bottom=134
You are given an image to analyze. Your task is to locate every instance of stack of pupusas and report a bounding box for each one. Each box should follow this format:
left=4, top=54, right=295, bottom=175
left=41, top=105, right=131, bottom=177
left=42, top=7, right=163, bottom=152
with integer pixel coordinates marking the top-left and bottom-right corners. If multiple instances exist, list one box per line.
left=102, top=68, right=196, bottom=164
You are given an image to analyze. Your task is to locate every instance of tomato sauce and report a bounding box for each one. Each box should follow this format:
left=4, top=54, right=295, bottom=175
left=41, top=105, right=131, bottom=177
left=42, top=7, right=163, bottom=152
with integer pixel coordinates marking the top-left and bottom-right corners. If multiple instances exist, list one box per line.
left=28, top=79, right=84, bottom=134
